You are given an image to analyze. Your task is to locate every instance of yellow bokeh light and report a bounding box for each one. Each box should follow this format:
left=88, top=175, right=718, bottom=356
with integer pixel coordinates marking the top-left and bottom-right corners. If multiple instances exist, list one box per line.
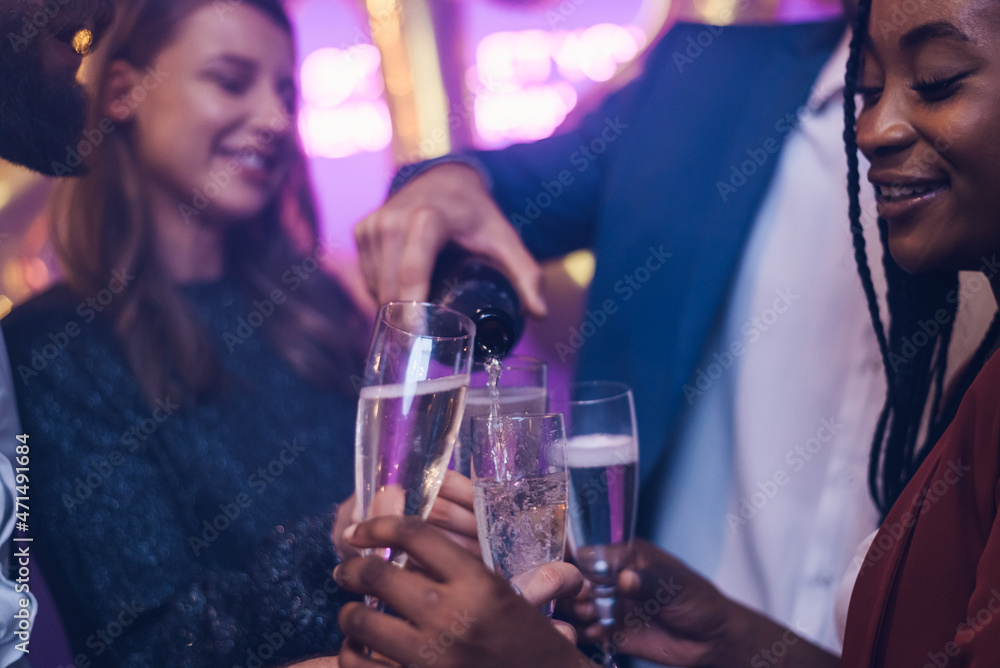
left=563, top=250, right=596, bottom=288
left=692, top=0, right=740, bottom=25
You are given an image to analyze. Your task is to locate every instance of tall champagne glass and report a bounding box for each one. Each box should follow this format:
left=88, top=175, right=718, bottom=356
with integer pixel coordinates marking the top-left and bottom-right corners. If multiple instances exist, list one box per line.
left=450, top=356, right=548, bottom=476
left=355, top=301, right=475, bottom=583
left=553, top=381, right=639, bottom=668
left=470, top=413, right=569, bottom=616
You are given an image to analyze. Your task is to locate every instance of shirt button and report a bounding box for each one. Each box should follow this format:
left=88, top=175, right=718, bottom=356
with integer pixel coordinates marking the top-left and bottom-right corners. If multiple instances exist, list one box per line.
left=810, top=572, right=835, bottom=587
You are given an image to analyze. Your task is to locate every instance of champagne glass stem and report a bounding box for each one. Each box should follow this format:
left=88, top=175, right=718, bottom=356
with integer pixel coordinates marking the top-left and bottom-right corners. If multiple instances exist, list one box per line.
left=593, top=584, right=617, bottom=627
left=593, top=584, right=618, bottom=668
left=601, top=640, right=618, bottom=668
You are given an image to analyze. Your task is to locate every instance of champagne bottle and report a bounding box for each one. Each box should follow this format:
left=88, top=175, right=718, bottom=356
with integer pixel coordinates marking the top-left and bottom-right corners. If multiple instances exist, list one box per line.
left=431, top=249, right=524, bottom=362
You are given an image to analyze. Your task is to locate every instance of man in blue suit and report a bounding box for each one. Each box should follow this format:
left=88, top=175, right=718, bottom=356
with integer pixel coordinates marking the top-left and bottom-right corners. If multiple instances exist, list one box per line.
left=353, top=1, right=984, bottom=660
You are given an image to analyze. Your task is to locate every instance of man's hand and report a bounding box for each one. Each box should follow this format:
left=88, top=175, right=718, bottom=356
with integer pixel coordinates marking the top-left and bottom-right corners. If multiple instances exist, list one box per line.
left=354, top=163, right=546, bottom=316
left=334, top=516, right=596, bottom=668
left=570, top=540, right=839, bottom=668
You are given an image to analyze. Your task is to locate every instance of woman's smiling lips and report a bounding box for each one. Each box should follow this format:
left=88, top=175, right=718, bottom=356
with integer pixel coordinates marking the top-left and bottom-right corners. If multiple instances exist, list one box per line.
left=869, top=173, right=950, bottom=220
left=216, top=146, right=280, bottom=185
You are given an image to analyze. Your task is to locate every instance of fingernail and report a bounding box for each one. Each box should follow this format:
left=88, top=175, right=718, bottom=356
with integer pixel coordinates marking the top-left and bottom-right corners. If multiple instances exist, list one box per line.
left=344, top=523, right=358, bottom=541
left=333, top=564, right=342, bottom=581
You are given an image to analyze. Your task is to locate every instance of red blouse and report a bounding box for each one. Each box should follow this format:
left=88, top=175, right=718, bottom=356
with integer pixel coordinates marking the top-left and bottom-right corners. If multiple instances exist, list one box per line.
left=842, top=351, right=1000, bottom=667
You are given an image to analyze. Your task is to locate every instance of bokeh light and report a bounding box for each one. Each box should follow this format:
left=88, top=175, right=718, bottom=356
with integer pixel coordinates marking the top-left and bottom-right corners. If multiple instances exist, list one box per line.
left=298, top=44, right=393, bottom=158
left=471, top=24, right=645, bottom=147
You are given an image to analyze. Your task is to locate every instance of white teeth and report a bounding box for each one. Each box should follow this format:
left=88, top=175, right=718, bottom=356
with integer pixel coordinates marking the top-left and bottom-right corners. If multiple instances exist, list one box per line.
left=878, top=183, right=937, bottom=201
left=232, top=152, right=265, bottom=170
left=890, top=184, right=925, bottom=197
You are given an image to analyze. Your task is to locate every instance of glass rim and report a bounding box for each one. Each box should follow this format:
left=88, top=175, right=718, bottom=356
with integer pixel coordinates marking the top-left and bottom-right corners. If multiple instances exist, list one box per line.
left=555, top=380, right=633, bottom=405
left=377, top=300, right=476, bottom=341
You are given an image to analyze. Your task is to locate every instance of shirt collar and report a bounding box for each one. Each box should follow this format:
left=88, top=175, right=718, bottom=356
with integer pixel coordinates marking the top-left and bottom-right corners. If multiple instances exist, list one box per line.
left=807, top=30, right=852, bottom=112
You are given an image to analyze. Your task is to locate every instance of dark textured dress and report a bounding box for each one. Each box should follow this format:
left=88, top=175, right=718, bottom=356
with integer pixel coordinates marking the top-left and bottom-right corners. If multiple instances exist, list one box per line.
left=2, top=278, right=360, bottom=666
left=842, top=350, right=1000, bottom=667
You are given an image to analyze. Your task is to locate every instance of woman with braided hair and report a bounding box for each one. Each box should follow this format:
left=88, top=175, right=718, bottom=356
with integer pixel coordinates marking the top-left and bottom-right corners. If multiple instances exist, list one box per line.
left=329, top=0, right=1000, bottom=666
left=838, top=0, right=1000, bottom=664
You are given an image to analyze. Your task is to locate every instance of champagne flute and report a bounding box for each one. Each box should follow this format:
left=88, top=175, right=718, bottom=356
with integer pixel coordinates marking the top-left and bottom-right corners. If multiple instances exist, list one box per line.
left=553, top=381, right=639, bottom=668
left=355, top=301, right=475, bottom=595
left=470, top=413, right=569, bottom=616
left=449, top=356, right=548, bottom=476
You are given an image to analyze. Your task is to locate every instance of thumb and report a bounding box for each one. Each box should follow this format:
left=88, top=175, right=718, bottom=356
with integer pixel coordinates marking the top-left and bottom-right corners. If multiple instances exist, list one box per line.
left=459, top=213, right=548, bottom=319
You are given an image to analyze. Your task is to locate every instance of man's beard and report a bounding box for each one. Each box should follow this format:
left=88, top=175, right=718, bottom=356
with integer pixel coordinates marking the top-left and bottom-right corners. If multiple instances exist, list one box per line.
left=0, top=0, right=114, bottom=175
left=0, top=42, right=90, bottom=176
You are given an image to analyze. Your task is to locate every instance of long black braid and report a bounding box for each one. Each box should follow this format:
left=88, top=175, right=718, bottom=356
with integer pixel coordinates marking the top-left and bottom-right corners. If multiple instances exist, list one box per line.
left=844, top=0, right=1000, bottom=520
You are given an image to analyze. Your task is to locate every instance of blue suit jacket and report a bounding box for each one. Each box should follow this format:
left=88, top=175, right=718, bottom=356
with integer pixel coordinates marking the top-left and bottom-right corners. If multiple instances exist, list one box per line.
left=465, top=21, right=844, bottom=510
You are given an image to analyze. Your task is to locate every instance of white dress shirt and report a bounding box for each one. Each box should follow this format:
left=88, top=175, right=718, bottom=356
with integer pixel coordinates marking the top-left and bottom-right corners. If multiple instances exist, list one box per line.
left=641, top=31, right=993, bottom=662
